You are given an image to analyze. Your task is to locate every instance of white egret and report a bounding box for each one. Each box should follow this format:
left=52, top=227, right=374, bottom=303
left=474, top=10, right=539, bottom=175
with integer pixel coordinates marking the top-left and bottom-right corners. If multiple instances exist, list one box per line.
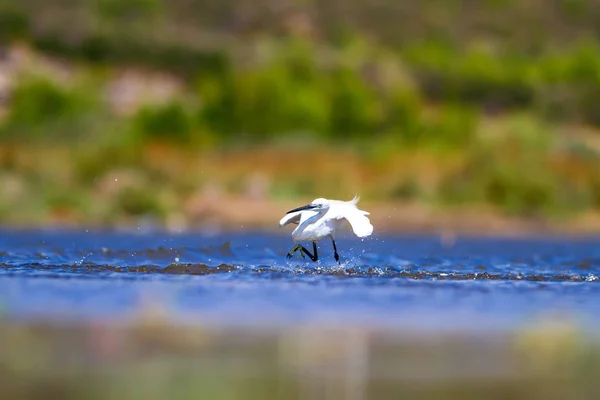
left=279, top=196, right=373, bottom=263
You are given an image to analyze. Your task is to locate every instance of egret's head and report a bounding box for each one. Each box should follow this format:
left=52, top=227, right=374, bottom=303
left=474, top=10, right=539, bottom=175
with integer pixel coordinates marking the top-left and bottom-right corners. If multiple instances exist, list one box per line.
left=310, top=198, right=330, bottom=209
left=285, top=198, right=330, bottom=214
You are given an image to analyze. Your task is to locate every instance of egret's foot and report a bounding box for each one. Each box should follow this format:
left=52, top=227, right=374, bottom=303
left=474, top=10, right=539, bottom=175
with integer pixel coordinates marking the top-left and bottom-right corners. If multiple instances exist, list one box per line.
left=334, top=251, right=340, bottom=264
left=286, top=243, right=318, bottom=262
left=287, top=245, right=304, bottom=259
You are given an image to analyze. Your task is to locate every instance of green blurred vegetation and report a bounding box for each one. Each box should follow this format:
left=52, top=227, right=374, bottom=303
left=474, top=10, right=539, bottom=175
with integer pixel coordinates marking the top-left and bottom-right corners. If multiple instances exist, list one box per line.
left=2, top=0, right=600, bottom=227
left=1, top=317, right=600, bottom=400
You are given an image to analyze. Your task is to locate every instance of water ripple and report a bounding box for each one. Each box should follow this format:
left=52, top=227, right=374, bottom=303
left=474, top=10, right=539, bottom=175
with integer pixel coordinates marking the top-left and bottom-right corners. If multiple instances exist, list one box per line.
left=1, top=230, right=600, bottom=330
left=0, top=262, right=597, bottom=283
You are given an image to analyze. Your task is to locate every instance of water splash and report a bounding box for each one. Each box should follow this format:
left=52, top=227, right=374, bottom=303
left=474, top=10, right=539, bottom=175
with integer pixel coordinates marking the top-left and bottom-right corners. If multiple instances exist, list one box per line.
left=1, top=230, right=600, bottom=330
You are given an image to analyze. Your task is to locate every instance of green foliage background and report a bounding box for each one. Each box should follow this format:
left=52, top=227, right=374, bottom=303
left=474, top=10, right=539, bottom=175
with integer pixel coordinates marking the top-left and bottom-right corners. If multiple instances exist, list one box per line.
left=1, top=0, right=600, bottom=226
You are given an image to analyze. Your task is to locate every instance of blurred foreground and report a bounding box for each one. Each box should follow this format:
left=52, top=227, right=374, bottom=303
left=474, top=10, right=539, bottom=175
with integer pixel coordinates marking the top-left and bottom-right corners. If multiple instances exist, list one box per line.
left=1, top=315, right=599, bottom=400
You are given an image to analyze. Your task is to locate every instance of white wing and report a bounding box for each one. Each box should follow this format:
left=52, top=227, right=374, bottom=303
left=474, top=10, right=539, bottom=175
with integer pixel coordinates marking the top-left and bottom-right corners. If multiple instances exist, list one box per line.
left=279, top=211, right=302, bottom=227
left=330, top=199, right=373, bottom=238
left=342, top=207, right=373, bottom=237
left=280, top=207, right=323, bottom=228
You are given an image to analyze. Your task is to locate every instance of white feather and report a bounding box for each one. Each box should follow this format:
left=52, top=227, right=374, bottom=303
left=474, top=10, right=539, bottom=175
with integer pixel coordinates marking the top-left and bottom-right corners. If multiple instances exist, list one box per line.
left=339, top=206, right=373, bottom=237
left=279, top=211, right=301, bottom=227
left=329, top=198, right=373, bottom=238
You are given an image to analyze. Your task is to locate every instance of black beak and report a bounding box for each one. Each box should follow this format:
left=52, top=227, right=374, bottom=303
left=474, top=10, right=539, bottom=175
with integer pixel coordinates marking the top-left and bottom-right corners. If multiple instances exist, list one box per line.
left=286, top=204, right=317, bottom=214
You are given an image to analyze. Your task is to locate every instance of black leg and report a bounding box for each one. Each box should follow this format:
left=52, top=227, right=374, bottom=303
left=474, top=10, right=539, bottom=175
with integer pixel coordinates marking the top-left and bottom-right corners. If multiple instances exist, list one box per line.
left=287, top=242, right=318, bottom=262
left=287, top=244, right=305, bottom=260
left=330, top=236, right=340, bottom=264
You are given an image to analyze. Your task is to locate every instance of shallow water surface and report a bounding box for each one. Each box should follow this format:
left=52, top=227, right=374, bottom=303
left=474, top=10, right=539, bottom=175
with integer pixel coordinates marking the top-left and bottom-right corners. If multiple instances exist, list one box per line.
left=0, top=229, right=599, bottom=333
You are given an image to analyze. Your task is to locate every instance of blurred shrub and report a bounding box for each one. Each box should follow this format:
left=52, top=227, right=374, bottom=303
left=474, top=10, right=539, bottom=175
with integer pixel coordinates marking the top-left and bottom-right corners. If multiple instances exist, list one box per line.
left=417, top=104, right=478, bottom=149
left=96, top=0, right=163, bottom=22
left=115, top=185, right=165, bottom=217
left=8, top=78, right=77, bottom=124
left=132, top=101, right=196, bottom=144
left=0, top=5, right=28, bottom=40
left=437, top=115, right=580, bottom=216
left=592, top=178, right=600, bottom=210
left=0, top=75, right=103, bottom=142
left=270, top=178, right=319, bottom=200
left=74, top=144, right=142, bottom=185
left=5, top=0, right=600, bottom=126
left=381, top=86, right=423, bottom=141
left=531, top=43, right=600, bottom=125
left=389, top=178, right=422, bottom=200
left=197, top=39, right=330, bottom=141
left=233, top=64, right=316, bottom=138
left=405, top=41, right=535, bottom=110
left=404, top=39, right=600, bottom=128
left=326, top=67, right=382, bottom=138
left=196, top=38, right=431, bottom=143
left=44, top=187, right=91, bottom=215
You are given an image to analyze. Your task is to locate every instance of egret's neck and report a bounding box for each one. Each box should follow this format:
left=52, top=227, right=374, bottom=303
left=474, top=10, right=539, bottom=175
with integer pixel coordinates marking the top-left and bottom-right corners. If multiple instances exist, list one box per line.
left=316, top=207, right=329, bottom=215
left=300, top=207, right=327, bottom=225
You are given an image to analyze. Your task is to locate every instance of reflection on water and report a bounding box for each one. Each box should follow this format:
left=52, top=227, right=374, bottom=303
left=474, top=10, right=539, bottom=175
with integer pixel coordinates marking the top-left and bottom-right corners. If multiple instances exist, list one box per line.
left=1, top=315, right=599, bottom=400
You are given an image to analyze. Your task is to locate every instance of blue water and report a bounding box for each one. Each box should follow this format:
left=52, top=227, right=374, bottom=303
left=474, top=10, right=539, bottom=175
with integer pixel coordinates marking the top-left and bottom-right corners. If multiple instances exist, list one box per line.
left=0, top=229, right=599, bottom=333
